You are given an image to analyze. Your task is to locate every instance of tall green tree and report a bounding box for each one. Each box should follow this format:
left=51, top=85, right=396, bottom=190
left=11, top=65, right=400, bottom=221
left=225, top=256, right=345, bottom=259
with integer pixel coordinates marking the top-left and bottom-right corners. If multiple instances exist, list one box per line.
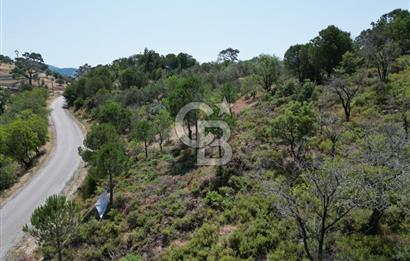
left=284, top=44, right=316, bottom=82
left=95, top=143, right=127, bottom=204
left=164, top=53, right=180, bottom=71
left=23, top=195, right=79, bottom=261
left=11, top=52, right=47, bottom=86
left=217, top=48, right=240, bottom=63
left=153, top=109, right=172, bottom=151
left=177, top=52, right=197, bottom=71
left=119, top=68, right=146, bottom=89
left=133, top=119, right=155, bottom=158
left=6, top=119, right=40, bottom=166
left=84, top=123, right=120, bottom=151
left=355, top=10, right=405, bottom=82
left=96, top=101, right=131, bottom=134
left=255, top=55, right=280, bottom=94
left=271, top=101, right=317, bottom=168
left=166, top=75, right=205, bottom=140
left=311, top=25, right=353, bottom=77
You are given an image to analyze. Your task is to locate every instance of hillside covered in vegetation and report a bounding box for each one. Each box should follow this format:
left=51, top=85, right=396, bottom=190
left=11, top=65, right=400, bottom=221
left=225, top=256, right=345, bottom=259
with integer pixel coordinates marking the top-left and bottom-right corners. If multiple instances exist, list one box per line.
left=23, top=8, right=410, bottom=261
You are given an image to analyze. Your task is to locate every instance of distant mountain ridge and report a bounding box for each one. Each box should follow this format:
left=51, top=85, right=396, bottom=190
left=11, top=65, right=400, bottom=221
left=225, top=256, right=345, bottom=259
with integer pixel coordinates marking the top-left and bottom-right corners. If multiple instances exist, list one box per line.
left=48, top=65, right=77, bottom=77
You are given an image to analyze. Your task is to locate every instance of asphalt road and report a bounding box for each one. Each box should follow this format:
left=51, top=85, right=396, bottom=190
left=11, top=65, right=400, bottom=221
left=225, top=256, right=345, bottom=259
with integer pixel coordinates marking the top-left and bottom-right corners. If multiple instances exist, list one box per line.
left=0, top=96, right=84, bottom=259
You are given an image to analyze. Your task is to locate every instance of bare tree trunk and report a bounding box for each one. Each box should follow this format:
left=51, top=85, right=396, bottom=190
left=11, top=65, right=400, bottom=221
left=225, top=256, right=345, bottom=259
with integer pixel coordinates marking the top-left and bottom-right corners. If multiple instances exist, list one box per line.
left=343, top=104, right=350, bottom=122
left=187, top=123, right=192, bottom=140
left=402, top=112, right=408, bottom=140
left=318, top=206, right=328, bottom=261
left=109, top=172, right=113, bottom=206
left=363, top=208, right=383, bottom=235
left=331, top=138, right=337, bottom=158
left=159, top=132, right=163, bottom=151
left=144, top=139, right=148, bottom=158
left=195, top=116, right=199, bottom=156
left=297, top=217, right=314, bottom=261
left=218, top=138, right=222, bottom=158
left=57, top=240, right=62, bottom=261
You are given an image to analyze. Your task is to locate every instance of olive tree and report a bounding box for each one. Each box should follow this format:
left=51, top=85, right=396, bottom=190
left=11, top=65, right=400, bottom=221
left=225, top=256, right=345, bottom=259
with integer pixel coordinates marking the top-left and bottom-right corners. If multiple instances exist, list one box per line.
left=271, top=158, right=364, bottom=261
left=329, top=72, right=365, bottom=122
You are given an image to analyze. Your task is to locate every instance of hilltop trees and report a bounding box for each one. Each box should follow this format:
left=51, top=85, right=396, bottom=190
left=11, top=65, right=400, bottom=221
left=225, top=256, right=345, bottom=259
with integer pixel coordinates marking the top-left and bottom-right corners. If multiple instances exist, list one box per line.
left=23, top=195, right=79, bottom=261
left=0, top=54, right=12, bottom=65
left=75, top=63, right=92, bottom=78
left=356, top=33, right=400, bottom=82
left=285, top=26, right=352, bottom=82
left=176, top=52, right=197, bottom=71
left=64, top=66, right=113, bottom=108
left=312, top=25, right=353, bottom=77
left=119, top=68, right=147, bottom=89
left=0, top=89, right=10, bottom=114
left=284, top=44, right=315, bottom=82
left=11, top=52, right=47, bottom=86
left=218, top=48, right=240, bottom=63
left=355, top=9, right=410, bottom=82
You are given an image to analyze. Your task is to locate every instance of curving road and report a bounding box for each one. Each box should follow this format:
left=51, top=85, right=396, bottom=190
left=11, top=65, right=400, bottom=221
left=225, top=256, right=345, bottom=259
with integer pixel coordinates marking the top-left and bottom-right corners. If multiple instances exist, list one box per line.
left=0, top=96, right=84, bottom=259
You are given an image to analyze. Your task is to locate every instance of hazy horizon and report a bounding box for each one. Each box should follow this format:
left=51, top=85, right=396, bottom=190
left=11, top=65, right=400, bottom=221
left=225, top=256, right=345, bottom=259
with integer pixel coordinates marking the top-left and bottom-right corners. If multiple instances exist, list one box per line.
left=2, top=0, right=409, bottom=68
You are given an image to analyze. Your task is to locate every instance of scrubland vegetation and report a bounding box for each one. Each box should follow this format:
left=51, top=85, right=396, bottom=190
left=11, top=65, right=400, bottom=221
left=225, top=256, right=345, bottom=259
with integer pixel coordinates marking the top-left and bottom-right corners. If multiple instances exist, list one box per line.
left=22, top=8, right=410, bottom=261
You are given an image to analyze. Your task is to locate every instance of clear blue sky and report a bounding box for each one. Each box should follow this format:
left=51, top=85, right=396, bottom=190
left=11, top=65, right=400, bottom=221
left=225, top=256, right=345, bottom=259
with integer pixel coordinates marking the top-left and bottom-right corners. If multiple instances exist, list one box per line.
left=2, top=0, right=409, bottom=68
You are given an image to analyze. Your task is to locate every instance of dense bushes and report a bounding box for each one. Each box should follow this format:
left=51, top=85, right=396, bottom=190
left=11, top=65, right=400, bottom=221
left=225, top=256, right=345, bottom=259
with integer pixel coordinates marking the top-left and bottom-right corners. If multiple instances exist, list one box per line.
left=0, top=88, right=48, bottom=190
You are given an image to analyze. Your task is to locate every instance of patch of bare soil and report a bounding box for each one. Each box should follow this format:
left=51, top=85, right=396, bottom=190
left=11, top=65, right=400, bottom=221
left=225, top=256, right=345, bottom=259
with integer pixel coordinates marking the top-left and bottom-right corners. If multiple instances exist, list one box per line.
left=231, top=95, right=258, bottom=115
left=219, top=225, right=237, bottom=236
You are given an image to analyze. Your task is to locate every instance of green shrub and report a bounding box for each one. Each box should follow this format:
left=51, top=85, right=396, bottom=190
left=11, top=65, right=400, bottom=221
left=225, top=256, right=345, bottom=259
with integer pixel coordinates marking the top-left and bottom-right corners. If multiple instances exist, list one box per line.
left=204, top=191, right=224, bottom=208
left=0, top=155, right=17, bottom=190
left=118, top=254, right=143, bottom=261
